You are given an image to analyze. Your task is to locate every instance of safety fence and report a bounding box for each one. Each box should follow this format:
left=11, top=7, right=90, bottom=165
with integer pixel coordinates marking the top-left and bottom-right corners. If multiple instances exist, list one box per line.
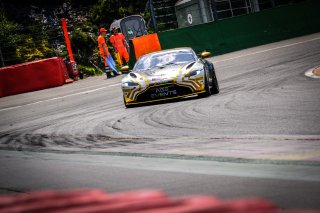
left=157, top=0, right=320, bottom=55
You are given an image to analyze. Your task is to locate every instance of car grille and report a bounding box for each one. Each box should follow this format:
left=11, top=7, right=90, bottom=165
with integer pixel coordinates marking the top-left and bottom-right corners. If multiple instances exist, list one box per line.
left=136, top=84, right=193, bottom=102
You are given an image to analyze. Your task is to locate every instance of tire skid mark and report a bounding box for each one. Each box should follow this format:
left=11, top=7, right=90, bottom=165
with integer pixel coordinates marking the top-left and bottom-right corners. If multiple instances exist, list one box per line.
left=1, top=36, right=320, bottom=155
left=0, top=133, right=154, bottom=149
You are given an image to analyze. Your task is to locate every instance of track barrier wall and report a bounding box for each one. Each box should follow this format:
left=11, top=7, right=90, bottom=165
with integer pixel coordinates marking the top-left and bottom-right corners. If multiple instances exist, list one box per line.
left=0, top=57, right=69, bottom=97
left=158, top=0, right=320, bottom=55
left=1, top=189, right=319, bottom=212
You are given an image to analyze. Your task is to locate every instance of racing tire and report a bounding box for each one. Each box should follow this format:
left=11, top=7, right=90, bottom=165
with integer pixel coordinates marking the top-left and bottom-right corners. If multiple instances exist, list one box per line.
left=211, top=70, right=219, bottom=94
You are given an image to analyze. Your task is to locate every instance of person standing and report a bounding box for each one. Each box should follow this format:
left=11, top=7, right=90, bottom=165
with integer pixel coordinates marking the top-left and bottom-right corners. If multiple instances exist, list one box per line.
left=97, top=28, right=118, bottom=78
left=110, top=27, right=129, bottom=67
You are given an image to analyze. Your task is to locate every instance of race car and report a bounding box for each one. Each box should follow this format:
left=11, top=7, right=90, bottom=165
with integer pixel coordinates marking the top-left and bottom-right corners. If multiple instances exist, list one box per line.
left=121, top=47, right=219, bottom=107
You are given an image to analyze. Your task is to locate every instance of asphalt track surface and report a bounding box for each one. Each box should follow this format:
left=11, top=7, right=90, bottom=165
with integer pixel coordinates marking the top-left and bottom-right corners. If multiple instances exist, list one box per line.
left=0, top=33, right=320, bottom=209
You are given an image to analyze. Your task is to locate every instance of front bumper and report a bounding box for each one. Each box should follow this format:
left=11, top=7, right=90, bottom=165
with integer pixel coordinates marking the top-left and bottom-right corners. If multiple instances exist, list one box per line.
left=123, top=82, right=205, bottom=105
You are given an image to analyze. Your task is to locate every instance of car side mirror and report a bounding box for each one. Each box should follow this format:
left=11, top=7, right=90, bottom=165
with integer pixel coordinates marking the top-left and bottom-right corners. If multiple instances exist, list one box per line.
left=201, top=51, right=211, bottom=58
left=120, top=65, right=130, bottom=72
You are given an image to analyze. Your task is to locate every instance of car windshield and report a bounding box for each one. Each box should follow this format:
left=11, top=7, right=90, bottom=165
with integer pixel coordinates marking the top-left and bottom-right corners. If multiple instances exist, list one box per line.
left=133, top=50, right=196, bottom=71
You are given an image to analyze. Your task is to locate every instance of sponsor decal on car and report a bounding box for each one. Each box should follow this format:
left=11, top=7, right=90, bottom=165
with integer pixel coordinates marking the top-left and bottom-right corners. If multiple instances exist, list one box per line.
left=150, top=85, right=177, bottom=99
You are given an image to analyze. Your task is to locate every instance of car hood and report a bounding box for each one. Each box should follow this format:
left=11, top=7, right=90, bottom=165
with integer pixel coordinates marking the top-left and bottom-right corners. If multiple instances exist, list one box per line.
left=139, top=64, right=184, bottom=81
left=122, top=61, right=202, bottom=86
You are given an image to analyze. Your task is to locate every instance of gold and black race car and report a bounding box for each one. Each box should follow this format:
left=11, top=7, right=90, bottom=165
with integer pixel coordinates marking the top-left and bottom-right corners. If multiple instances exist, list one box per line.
left=121, top=48, right=219, bottom=107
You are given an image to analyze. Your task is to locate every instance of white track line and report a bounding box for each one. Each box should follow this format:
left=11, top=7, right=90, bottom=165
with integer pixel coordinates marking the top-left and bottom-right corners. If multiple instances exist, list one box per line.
left=0, top=83, right=121, bottom=112
left=214, top=37, right=320, bottom=64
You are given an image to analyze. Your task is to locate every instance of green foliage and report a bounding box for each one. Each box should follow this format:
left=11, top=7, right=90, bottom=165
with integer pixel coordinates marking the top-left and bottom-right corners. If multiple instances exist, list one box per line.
left=1, top=0, right=149, bottom=69
left=0, top=8, right=22, bottom=65
left=0, top=9, right=20, bottom=45
left=0, top=8, right=55, bottom=65
left=71, top=29, right=96, bottom=66
left=90, top=0, right=119, bottom=26
left=78, top=64, right=103, bottom=77
left=15, top=36, right=54, bottom=62
left=90, top=0, right=148, bottom=27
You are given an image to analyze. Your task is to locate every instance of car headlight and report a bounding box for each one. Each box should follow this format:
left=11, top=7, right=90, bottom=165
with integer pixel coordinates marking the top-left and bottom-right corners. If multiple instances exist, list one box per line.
left=185, top=69, right=202, bottom=77
left=122, top=81, right=139, bottom=87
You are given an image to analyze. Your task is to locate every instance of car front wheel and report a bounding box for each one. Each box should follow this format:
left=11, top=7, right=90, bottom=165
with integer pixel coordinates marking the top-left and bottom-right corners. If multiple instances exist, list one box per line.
left=211, top=70, right=219, bottom=94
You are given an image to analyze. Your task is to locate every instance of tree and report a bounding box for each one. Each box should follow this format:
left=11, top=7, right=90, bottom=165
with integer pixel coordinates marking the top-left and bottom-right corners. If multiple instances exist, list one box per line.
left=71, top=28, right=96, bottom=66
left=89, top=0, right=148, bottom=27
left=0, top=6, right=55, bottom=66
left=0, top=0, right=149, bottom=71
left=0, top=8, right=21, bottom=66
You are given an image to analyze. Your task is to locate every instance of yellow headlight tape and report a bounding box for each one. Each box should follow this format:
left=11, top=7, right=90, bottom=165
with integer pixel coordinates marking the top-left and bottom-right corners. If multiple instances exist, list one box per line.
left=174, top=65, right=186, bottom=83
left=140, top=73, right=150, bottom=87
left=129, top=79, right=142, bottom=100
left=180, top=70, right=202, bottom=90
left=128, top=73, right=152, bottom=101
